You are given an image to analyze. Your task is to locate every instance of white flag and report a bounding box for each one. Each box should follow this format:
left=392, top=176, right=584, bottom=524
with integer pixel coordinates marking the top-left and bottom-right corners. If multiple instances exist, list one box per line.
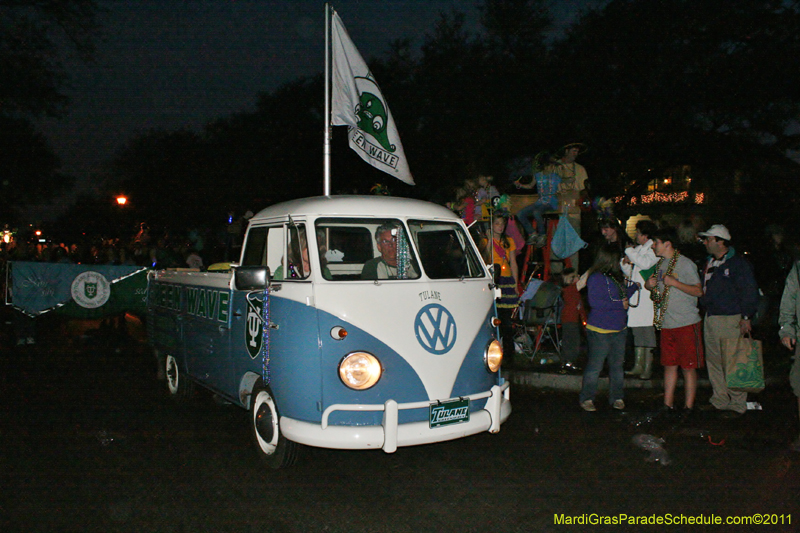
left=330, top=11, right=414, bottom=185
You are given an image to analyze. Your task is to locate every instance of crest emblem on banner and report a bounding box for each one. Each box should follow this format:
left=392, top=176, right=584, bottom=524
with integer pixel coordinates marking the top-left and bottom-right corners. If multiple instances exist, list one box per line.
left=85, top=282, right=97, bottom=298
left=71, top=271, right=111, bottom=309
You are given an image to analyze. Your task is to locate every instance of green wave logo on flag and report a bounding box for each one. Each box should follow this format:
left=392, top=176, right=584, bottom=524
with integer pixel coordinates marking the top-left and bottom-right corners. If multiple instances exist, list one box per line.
left=355, top=80, right=393, bottom=152
left=330, top=10, right=414, bottom=185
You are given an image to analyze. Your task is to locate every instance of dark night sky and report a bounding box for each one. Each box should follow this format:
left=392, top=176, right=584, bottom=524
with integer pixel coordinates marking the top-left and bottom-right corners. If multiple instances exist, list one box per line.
left=32, top=0, right=596, bottom=217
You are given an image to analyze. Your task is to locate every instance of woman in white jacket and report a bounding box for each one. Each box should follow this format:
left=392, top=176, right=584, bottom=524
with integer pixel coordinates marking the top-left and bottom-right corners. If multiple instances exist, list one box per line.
left=621, top=220, right=660, bottom=378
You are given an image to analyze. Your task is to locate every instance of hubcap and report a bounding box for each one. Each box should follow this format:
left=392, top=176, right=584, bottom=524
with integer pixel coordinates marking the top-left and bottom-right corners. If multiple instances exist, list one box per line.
left=255, top=402, right=276, bottom=445
left=166, top=357, right=178, bottom=392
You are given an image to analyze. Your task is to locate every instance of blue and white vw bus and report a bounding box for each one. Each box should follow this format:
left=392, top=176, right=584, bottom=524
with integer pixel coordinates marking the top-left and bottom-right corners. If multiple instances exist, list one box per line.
left=148, top=195, right=510, bottom=468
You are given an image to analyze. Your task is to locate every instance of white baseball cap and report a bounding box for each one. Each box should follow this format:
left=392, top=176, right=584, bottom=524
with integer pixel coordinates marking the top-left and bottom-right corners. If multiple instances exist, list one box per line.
left=698, top=224, right=731, bottom=241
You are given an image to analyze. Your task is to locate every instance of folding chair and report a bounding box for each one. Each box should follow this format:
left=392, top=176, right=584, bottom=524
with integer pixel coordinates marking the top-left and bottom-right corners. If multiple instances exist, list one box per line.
left=519, top=281, right=562, bottom=362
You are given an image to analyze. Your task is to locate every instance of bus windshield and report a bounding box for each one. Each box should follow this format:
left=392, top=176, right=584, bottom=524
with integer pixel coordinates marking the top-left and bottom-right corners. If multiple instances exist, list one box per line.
left=315, top=218, right=484, bottom=281
left=406, top=219, right=485, bottom=279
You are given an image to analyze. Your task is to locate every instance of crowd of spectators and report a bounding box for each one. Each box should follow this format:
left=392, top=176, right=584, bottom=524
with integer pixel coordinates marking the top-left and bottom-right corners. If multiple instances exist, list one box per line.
left=0, top=220, right=245, bottom=271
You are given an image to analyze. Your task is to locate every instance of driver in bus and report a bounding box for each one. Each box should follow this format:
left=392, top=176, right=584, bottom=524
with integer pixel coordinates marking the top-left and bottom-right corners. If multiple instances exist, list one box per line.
left=361, top=223, right=418, bottom=280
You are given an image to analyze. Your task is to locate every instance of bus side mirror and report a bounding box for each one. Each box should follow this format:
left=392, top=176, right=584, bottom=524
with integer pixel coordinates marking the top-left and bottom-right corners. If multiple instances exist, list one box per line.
left=234, top=265, right=270, bottom=291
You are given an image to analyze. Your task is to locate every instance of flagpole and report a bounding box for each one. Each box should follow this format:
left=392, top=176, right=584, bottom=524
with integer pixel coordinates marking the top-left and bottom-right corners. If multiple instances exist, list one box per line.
left=323, top=2, right=332, bottom=196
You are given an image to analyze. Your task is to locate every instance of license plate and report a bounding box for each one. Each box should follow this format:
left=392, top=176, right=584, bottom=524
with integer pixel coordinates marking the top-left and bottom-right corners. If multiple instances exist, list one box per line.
left=429, top=398, right=470, bottom=428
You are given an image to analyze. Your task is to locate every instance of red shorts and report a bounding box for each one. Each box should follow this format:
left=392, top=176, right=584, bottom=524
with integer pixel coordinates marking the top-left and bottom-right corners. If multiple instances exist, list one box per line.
left=660, top=322, right=704, bottom=369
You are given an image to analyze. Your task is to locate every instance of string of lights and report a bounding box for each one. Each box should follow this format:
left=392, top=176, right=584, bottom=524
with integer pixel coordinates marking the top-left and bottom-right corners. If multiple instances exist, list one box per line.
left=614, top=192, right=705, bottom=206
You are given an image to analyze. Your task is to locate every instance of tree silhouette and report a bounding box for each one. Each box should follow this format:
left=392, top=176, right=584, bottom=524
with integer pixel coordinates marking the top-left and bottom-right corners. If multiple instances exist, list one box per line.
left=1, top=0, right=99, bottom=223
left=548, top=0, right=800, bottom=202
left=0, top=116, right=72, bottom=220
left=96, top=0, right=800, bottom=241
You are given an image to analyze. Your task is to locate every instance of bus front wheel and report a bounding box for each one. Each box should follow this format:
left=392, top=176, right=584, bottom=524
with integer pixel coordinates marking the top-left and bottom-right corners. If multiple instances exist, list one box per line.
left=250, top=386, right=299, bottom=468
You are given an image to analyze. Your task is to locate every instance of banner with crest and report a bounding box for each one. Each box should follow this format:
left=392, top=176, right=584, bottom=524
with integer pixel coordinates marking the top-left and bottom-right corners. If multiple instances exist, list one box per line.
left=8, top=262, right=149, bottom=318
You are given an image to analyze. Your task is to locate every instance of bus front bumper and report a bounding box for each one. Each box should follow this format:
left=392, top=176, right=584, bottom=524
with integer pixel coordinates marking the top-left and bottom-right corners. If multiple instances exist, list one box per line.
left=280, top=382, right=511, bottom=452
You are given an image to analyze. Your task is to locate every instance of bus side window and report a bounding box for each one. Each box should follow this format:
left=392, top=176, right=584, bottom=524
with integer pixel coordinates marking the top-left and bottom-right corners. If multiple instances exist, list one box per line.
left=241, top=227, right=268, bottom=266
left=241, top=226, right=285, bottom=280
left=266, top=227, right=285, bottom=277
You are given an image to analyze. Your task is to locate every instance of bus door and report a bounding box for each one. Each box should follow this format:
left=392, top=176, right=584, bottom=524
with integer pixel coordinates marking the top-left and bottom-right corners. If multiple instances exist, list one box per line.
left=235, top=220, right=320, bottom=421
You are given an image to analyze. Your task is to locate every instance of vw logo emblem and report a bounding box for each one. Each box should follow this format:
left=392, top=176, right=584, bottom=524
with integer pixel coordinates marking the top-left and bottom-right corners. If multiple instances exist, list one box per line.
left=414, top=304, right=457, bottom=354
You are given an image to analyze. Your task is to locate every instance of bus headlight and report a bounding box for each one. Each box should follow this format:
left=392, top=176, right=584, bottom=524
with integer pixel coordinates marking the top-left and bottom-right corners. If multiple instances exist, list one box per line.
left=485, top=340, right=503, bottom=373
left=339, top=352, right=382, bottom=390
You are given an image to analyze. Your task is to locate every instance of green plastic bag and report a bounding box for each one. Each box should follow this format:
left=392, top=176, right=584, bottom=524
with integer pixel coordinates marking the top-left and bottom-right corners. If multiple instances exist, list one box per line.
left=722, top=335, right=765, bottom=393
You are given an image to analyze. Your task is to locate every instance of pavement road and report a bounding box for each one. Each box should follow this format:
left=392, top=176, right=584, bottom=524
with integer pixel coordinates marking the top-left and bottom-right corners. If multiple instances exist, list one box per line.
left=1, top=315, right=799, bottom=532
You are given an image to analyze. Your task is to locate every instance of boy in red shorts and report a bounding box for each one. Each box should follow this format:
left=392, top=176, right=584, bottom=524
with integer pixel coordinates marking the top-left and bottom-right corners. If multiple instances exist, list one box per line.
left=644, top=227, right=704, bottom=415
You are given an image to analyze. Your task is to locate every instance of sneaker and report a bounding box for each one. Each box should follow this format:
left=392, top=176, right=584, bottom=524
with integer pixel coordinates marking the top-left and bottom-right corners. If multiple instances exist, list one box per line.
left=16, top=338, right=25, bottom=346
left=659, top=404, right=678, bottom=419
left=26, top=337, right=35, bottom=345
left=612, top=399, right=625, bottom=410
left=580, top=399, right=596, bottom=412
left=526, top=235, right=538, bottom=245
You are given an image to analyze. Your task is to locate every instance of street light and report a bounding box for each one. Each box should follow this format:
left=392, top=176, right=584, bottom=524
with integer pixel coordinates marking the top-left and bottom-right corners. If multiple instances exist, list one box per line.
left=116, top=195, right=128, bottom=206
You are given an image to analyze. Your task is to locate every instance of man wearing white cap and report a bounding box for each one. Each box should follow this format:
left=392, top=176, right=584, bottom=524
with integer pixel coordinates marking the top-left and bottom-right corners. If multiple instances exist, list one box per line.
left=699, top=224, right=760, bottom=417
